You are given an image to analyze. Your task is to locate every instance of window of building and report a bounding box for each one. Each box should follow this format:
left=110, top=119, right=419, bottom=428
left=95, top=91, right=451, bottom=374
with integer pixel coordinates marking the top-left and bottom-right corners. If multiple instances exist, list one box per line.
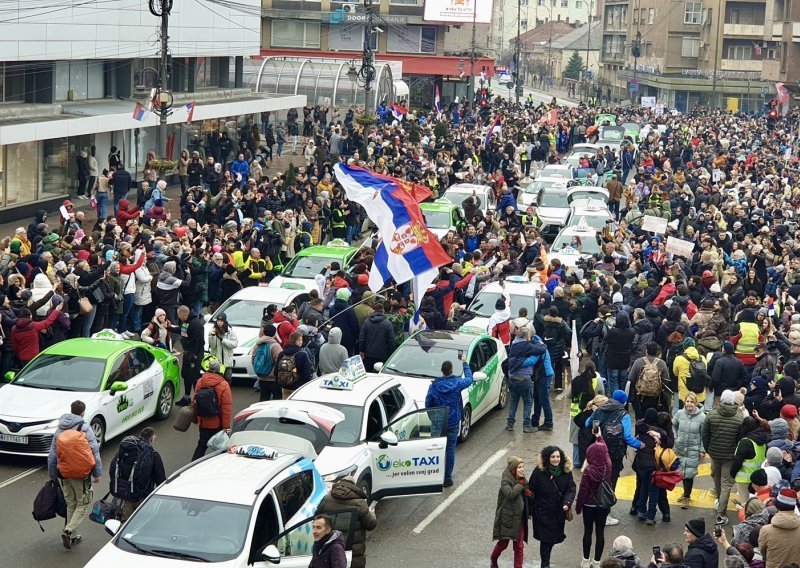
left=6, top=143, right=38, bottom=206
left=648, top=9, right=656, bottom=24
left=389, top=0, right=418, bottom=5
left=684, top=2, right=702, bottom=24
left=387, top=26, right=436, bottom=54
left=521, top=19, right=528, bottom=27
left=195, top=58, right=220, bottom=89
left=538, top=0, right=544, bottom=5
left=41, top=138, right=68, bottom=199
left=727, top=45, right=752, bottom=59
left=576, top=0, right=583, bottom=7
left=561, top=0, right=568, bottom=7
left=329, top=24, right=364, bottom=51
left=271, top=20, right=321, bottom=49
left=520, top=0, right=528, bottom=5
left=766, top=47, right=778, bottom=60
left=681, top=37, right=700, bottom=57
left=632, top=9, right=639, bottom=23
left=728, top=8, right=757, bottom=24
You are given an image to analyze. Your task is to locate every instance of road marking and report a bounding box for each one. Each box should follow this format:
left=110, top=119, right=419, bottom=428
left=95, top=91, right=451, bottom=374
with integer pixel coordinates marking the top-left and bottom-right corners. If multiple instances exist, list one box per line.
left=412, top=442, right=514, bottom=535
left=0, top=466, right=43, bottom=490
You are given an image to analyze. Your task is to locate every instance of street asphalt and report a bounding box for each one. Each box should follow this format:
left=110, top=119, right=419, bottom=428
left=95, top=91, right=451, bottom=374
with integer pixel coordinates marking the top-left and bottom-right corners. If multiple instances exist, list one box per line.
left=0, top=374, right=731, bottom=567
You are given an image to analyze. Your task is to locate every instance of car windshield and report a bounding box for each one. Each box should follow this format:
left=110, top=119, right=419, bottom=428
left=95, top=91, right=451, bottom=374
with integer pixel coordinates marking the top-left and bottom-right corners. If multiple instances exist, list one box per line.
left=468, top=291, right=538, bottom=318
left=234, top=416, right=330, bottom=454
left=539, top=191, right=567, bottom=207
left=115, top=495, right=251, bottom=562
left=600, top=129, right=624, bottom=141
left=553, top=233, right=601, bottom=254
left=383, top=343, right=462, bottom=380
left=322, top=404, right=364, bottom=446
left=282, top=255, right=339, bottom=278
left=13, top=355, right=106, bottom=391
left=567, top=213, right=610, bottom=230
left=542, top=168, right=570, bottom=179
left=523, top=180, right=557, bottom=194
left=421, top=208, right=452, bottom=228
left=215, top=299, right=279, bottom=328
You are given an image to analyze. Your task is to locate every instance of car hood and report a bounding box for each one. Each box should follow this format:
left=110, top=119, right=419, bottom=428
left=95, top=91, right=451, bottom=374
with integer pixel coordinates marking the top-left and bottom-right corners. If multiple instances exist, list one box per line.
left=516, top=192, right=537, bottom=209
left=268, top=276, right=319, bottom=292
left=459, top=317, right=491, bottom=334
left=85, top=545, right=241, bottom=568
left=316, top=444, right=369, bottom=478
left=0, top=385, right=101, bottom=422
left=538, top=207, right=569, bottom=223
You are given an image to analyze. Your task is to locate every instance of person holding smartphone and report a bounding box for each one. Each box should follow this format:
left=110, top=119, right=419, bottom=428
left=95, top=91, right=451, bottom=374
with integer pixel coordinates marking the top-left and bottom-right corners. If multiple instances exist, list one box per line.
left=575, top=428, right=612, bottom=568
left=646, top=543, right=686, bottom=568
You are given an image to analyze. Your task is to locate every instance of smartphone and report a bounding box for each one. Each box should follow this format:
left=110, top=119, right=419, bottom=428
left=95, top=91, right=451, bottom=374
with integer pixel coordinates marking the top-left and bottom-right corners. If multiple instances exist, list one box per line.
left=457, top=350, right=464, bottom=360
left=592, top=420, right=600, bottom=432
left=714, top=523, right=723, bottom=537
left=652, top=546, right=661, bottom=561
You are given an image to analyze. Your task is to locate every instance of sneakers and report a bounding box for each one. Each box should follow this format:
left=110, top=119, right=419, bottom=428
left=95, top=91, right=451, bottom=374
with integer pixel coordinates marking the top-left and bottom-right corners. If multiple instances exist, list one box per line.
left=581, top=558, right=591, bottom=568
left=443, top=478, right=454, bottom=488
left=716, top=515, right=729, bottom=526
left=646, top=519, right=656, bottom=526
left=70, top=535, right=82, bottom=546
left=175, top=396, right=191, bottom=407
left=538, top=424, right=553, bottom=431
left=505, top=424, right=514, bottom=431
left=591, top=561, right=601, bottom=568
left=523, top=426, right=537, bottom=433
left=678, top=495, right=691, bottom=509
left=662, top=514, right=671, bottom=523
left=605, top=515, right=619, bottom=526
left=61, top=530, right=72, bottom=549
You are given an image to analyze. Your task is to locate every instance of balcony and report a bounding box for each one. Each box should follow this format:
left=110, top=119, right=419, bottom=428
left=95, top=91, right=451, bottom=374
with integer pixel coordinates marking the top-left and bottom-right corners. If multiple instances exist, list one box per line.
left=794, top=21, right=800, bottom=41
left=723, top=23, right=764, bottom=36
left=601, top=51, right=627, bottom=63
left=720, top=59, right=763, bottom=71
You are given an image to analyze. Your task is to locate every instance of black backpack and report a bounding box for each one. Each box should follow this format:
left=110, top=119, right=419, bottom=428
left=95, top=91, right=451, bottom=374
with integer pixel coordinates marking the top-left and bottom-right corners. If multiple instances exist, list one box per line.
left=685, top=358, right=710, bottom=394
left=600, top=409, right=626, bottom=459
left=112, top=436, right=155, bottom=502
left=32, top=479, right=67, bottom=531
left=195, top=386, right=220, bottom=417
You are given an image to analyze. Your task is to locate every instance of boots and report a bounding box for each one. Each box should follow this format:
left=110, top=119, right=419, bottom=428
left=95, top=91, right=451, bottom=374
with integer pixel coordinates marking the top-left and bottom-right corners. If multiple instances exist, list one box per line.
left=581, top=558, right=591, bottom=568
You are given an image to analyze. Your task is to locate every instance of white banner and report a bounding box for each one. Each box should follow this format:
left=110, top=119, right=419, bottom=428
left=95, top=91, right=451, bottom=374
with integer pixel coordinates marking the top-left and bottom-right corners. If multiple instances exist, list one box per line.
left=641, top=96, right=656, bottom=108
left=641, top=215, right=668, bottom=234
left=666, top=236, right=695, bottom=258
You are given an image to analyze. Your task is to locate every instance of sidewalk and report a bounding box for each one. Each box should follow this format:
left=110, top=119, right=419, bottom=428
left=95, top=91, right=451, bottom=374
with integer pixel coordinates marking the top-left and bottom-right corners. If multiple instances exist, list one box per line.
left=524, top=82, right=581, bottom=105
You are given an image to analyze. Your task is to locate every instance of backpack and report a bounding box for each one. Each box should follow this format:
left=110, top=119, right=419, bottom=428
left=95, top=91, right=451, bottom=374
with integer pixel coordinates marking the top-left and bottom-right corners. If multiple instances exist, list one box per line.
left=194, top=386, right=221, bottom=417
left=276, top=352, right=301, bottom=389
left=32, top=479, right=67, bottom=530
left=252, top=343, right=275, bottom=377
left=665, top=342, right=685, bottom=384
left=636, top=358, right=662, bottom=398
left=684, top=358, right=709, bottom=394
left=112, top=436, right=155, bottom=502
left=56, top=422, right=95, bottom=479
left=600, top=409, right=626, bottom=458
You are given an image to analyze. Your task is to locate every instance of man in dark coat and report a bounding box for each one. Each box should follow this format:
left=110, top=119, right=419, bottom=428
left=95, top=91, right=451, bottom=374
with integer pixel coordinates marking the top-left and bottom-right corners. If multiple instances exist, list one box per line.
left=539, top=306, right=571, bottom=391
left=358, top=303, right=395, bottom=372
left=316, top=478, right=376, bottom=568
left=683, top=518, right=718, bottom=568
left=329, top=288, right=359, bottom=356
left=309, top=515, right=346, bottom=568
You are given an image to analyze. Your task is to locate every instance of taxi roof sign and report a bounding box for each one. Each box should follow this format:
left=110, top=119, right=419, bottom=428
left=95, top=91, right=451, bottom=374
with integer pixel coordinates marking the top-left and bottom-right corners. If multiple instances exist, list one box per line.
left=505, top=275, right=528, bottom=283
left=327, top=239, right=349, bottom=248
left=322, top=355, right=367, bottom=390
left=91, top=329, right=125, bottom=341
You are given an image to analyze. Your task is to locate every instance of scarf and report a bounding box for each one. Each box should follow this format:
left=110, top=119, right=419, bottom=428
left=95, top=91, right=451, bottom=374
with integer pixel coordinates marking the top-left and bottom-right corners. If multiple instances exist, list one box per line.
left=547, top=465, right=562, bottom=477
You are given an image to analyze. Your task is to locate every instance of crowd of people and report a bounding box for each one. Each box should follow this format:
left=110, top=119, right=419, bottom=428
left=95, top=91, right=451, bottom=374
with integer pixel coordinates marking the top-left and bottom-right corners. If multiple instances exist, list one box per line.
left=21, top=89, right=800, bottom=567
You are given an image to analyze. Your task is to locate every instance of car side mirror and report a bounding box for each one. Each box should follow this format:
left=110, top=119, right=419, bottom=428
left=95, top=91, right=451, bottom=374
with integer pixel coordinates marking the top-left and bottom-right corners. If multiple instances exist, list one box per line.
left=109, top=381, right=128, bottom=394
left=105, top=519, right=121, bottom=536
left=473, top=372, right=489, bottom=382
left=379, top=430, right=398, bottom=449
left=3, top=371, right=14, bottom=382
left=372, top=362, right=384, bottom=372
left=262, top=544, right=281, bottom=564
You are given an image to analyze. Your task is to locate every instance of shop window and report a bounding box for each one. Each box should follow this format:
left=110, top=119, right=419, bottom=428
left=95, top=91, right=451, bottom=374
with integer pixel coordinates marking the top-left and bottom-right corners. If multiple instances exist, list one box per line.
left=271, top=20, right=321, bottom=49
left=41, top=138, right=69, bottom=198
left=5, top=143, right=38, bottom=206
left=388, top=26, right=436, bottom=54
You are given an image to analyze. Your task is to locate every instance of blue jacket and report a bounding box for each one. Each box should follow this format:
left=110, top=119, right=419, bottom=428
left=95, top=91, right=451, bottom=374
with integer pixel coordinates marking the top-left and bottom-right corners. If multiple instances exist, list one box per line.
left=508, top=337, right=554, bottom=379
left=426, top=362, right=473, bottom=430
left=584, top=400, right=643, bottom=450
left=496, top=190, right=515, bottom=212
left=231, top=159, right=249, bottom=179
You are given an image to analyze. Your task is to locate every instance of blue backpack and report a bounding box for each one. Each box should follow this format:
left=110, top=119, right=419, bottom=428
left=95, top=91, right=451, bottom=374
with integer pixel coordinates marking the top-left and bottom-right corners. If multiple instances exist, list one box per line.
left=253, top=343, right=275, bottom=377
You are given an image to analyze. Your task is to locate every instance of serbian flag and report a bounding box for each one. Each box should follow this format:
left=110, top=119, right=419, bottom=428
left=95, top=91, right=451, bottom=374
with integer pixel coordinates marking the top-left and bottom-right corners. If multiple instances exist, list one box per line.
left=390, top=102, right=407, bottom=121
left=184, top=101, right=195, bottom=124
left=539, top=108, right=558, bottom=126
left=484, top=114, right=502, bottom=147
left=434, top=85, right=443, bottom=117
left=132, top=102, right=147, bottom=122
left=752, top=41, right=762, bottom=57
left=333, top=163, right=451, bottom=296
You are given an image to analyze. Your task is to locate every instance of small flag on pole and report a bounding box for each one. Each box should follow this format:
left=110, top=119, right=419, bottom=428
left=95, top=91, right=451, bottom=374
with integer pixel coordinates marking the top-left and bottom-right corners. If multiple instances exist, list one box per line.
left=484, top=114, right=502, bottom=147
left=132, top=102, right=147, bottom=122
left=390, top=102, right=407, bottom=121
left=434, top=85, right=443, bottom=118
left=184, top=101, right=195, bottom=124
left=752, top=42, right=762, bottom=57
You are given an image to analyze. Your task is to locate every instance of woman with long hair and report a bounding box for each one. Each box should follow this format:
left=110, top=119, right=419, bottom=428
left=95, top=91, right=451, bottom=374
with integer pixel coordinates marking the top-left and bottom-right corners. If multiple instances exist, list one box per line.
left=490, top=456, right=530, bottom=568
left=528, top=445, right=576, bottom=568
left=673, top=392, right=706, bottom=509
left=565, top=361, right=603, bottom=468
left=576, top=430, right=612, bottom=568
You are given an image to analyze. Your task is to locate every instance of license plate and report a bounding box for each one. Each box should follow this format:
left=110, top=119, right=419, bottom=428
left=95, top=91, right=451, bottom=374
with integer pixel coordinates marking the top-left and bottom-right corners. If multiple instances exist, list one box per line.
left=0, top=434, right=28, bottom=444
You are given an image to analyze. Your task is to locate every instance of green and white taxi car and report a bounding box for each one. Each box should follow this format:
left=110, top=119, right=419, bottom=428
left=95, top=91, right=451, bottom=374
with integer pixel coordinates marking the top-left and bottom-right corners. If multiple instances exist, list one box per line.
left=0, top=330, right=180, bottom=455
left=269, top=239, right=360, bottom=292
left=420, top=198, right=468, bottom=239
left=375, top=330, right=508, bottom=442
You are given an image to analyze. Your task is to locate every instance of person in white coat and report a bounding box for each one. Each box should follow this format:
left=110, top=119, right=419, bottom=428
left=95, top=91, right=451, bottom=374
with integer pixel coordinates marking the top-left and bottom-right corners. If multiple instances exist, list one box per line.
left=132, top=249, right=153, bottom=334
left=207, top=313, right=238, bottom=381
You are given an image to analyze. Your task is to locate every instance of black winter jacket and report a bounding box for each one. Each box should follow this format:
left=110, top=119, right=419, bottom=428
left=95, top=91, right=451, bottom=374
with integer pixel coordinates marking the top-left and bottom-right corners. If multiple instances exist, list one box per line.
left=358, top=312, right=395, bottom=360
left=684, top=534, right=719, bottom=568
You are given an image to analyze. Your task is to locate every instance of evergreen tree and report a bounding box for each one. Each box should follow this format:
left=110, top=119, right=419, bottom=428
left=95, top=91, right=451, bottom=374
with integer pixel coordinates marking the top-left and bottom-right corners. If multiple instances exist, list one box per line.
left=433, top=120, right=448, bottom=139
left=564, top=52, right=584, bottom=81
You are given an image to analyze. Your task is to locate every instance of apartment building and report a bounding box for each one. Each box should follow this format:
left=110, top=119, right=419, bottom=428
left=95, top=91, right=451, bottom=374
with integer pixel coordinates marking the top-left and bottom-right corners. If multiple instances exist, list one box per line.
left=0, top=0, right=302, bottom=219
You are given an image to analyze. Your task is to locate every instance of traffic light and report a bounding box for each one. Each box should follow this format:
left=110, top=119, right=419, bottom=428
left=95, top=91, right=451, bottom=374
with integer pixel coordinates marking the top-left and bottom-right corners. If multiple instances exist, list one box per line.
left=769, top=109, right=778, bottom=119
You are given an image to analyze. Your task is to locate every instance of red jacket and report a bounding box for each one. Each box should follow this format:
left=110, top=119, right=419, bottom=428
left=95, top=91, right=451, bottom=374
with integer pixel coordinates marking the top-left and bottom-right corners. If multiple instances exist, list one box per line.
left=11, top=309, right=60, bottom=363
left=119, top=252, right=145, bottom=276
left=272, top=311, right=299, bottom=346
left=653, top=283, right=676, bottom=306
left=116, top=199, right=140, bottom=226
left=192, top=372, right=232, bottom=430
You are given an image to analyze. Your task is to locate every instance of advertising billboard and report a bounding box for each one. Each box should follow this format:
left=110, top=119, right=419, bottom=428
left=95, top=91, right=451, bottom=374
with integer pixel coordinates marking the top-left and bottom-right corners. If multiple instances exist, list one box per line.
left=423, top=0, right=494, bottom=24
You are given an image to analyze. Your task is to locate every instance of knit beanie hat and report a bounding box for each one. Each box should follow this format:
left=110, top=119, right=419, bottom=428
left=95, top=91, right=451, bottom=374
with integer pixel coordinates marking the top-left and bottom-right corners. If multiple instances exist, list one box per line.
left=720, top=389, right=736, bottom=405
left=685, top=518, right=705, bottom=538
left=766, top=447, right=784, bottom=467
left=780, top=404, right=798, bottom=420
left=507, top=456, right=524, bottom=474
left=769, top=418, right=789, bottom=441
left=775, top=488, right=798, bottom=511
left=612, top=390, right=628, bottom=405
left=749, top=468, right=768, bottom=487
left=744, top=497, right=765, bottom=517
left=612, top=535, right=634, bottom=554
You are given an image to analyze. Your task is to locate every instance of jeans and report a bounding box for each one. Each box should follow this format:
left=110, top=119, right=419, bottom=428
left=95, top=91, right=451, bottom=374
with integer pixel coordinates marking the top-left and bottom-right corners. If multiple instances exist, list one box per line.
left=636, top=469, right=659, bottom=520
left=113, top=191, right=128, bottom=216
left=82, top=305, right=97, bottom=337
left=192, top=298, right=204, bottom=318
left=118, top=293, right=134, bottom=333
left=62, top=477, right=93, bottom=534
left=345, top=224, right=360, bottom=244
left=131, top=304, right=144, bottom=333
left=606, top=368, right=628, bottom=394
left=609, top=199, right=620, bottom=220
left=277, top=142, right=284, bottom=157
left=444, top=424, right=459, bottom=482
left=95, top=191, right=109, bottom=219
left=507, top=378, right=533, bottom=427
left=491, top=522, right=525, bottom=568
left=531, top=375, right=553, bottom=427
left=573, top=444, right=582, bottom=469
left=711, top=459, right=735, bottom=515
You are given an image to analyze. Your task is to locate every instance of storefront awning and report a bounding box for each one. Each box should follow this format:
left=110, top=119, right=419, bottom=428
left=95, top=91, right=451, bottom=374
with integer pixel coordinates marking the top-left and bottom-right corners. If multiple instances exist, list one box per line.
left=0, top=93, right=306, bottom=146
left=394, top=80, right=410, bottom=99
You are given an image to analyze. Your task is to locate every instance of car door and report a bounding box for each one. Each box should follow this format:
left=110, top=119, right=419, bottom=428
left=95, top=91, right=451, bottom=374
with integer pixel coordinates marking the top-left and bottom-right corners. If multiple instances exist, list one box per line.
left=133, top=348, right=162, bottom=421
left=101, top=349, right=148, bottom=439
left=367, top=407, right=447, bottom=500
left=466, top=340, right=495, bottom=421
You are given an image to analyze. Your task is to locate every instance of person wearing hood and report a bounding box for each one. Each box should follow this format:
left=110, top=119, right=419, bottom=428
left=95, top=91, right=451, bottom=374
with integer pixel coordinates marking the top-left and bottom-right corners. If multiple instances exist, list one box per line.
left=309, top=514, right=346, bottom=568
left=538, top=306, right=571, bottom=391
left=207, top=313, right=238, bottom=381
left=250, top=324, right=284, bottom=402
left=116, top=198, right=140, bottom=228
left=744, top=376, right=770, bottom=415
left=758, top=488, right=800, bottom=568
left=702, top=389, right=745, bottom=526
left=683, top=518, right=719, bottom=568
left=358, top=303, right=395, bottom=372
left=27, top=209, right=47, bottom=243
left=317, top=476, right=376, bottom=568
left=425, top=353, right=473, bottom=487
left=329, top=288, right=359, bottom=356
left=604, top=312, right=636, bottom=393
left=490, top=456, right=530, bottom=568
left=609, top=536, right=642, bottom=568
left=759, top=375, right=800, bottom=420
left=354, top=290, right=376, bottom=326
left=140, top=308, right=172, bottom=349
left=11, top=302, right=64, bottom=365
left=633, top=408, right=671, bottom=525
left=190, top=358, right=232, bottom=461
left=576, top=432, right=613, bottom=568
left=673, top=338, right=706, bottom=406
left=673, top=393, right=706, bottom=509
left=731, top=416, right=771, bottom=502
left=318, top=327, right=348, bottom=375
left=155, top=260, right=191, bottom=324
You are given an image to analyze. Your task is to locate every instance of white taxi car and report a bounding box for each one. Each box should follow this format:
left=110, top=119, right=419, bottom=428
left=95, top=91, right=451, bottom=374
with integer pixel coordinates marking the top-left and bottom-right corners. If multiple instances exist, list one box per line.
left=86, top=433, right=353, bottom=567
left=204, top=287, right=311, bottom=381
left=234, top=371, right=450, bottom=500
left=442, top=183, right=497, bottom=218
left=460, top=278, right=541, bottom=333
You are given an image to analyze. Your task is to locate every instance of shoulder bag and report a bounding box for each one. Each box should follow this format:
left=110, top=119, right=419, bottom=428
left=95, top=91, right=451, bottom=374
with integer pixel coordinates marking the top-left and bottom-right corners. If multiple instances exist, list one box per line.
left=78, top=288, right=93, bottom=315
left=593, top=466, right=618, bottom=509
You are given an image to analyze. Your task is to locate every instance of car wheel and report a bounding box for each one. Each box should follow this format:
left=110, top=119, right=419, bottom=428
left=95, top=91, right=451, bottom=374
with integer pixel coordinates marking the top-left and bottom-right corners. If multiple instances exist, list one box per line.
left=90, top=417, right=105, bottom=448
left=357, top=474, right=372, bottom=500
left=496, top=377, right=509, bottom=410
left=155, top=382, right=174, bottom=420
left=458, top=405, right=472, bottom=443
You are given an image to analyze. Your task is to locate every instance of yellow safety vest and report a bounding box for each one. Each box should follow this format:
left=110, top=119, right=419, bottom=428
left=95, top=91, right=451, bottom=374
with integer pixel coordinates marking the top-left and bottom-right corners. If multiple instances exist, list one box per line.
left=735, top=322, right=760, bottom=355
left=734, top=439, right=766, bottom=484
left=570, top=376, right=599, bottom=417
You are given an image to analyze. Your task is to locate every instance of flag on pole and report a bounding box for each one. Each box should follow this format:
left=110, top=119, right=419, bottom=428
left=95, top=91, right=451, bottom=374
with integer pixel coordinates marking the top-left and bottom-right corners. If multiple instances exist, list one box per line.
left=184, top=101, right=195, bottom=124
left=569, top=320, right=580, bottom=380
left=333, top=163, right=451, bottom=297
left=538, top=108, right=558, bottom=126
left=484, top=114, right=502, bottom=147
left=132, top=102, right=148, bottom=122
left=752, top=41, right=762, bottom=57
left=390, top=102, right=408, bottom=121
left=434, top=85, right=443, bottom=118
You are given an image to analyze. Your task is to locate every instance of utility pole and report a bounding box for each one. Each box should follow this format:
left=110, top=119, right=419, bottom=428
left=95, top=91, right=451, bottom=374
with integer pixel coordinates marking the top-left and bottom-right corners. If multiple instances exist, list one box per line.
left=149, top=0, right=173, bottom=159
left=514, top=0, right=521, bottom=104
left=710, top=0, right=722, bottom=109
left=585, top=1, right=593, bottom=103
left=361, top=0, right=377, bottom=114
left=469, top=0, right=477, bottom=105
left=632, top=30, right=641, bottom=105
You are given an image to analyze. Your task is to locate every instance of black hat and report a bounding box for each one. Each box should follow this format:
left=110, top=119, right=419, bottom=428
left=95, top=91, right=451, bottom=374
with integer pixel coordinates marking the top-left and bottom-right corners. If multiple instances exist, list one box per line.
left=750, top=468, right=768, bottom=487
left=685, top=518, right=705, bottom=538
left=495, top=298, right=506, bottom=310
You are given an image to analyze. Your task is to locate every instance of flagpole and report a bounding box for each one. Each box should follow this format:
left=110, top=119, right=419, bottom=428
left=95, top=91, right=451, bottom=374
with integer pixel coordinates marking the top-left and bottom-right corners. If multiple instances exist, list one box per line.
left=313, top=285, right=396, bottom=333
